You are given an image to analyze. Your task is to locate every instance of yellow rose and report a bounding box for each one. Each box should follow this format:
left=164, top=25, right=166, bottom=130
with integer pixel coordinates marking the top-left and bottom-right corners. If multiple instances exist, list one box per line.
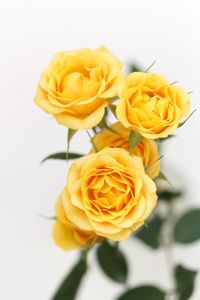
left=91, top=122, right=160, bottom=179
left=53, top=147, right=157, bottom=250
left=35, top=47, right=123, bottom=129
left=53, top=195, right=97, bottom=251
left=116, top=72, right=190, bottom=139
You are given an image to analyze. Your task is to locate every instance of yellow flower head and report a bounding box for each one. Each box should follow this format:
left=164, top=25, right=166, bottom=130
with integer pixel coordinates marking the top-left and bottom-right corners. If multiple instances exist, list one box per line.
left=116, top=72, right=190, bottom=139
left=91, top=122, right=160, bottom=179
left=53, top=148, right=157, bottom=250
left=35, top=47, right=124, bottom=129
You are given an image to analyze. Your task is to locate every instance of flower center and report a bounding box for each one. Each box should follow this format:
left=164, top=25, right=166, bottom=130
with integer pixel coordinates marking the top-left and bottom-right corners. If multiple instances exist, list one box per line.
left=83, top=169, right=137, bottom=218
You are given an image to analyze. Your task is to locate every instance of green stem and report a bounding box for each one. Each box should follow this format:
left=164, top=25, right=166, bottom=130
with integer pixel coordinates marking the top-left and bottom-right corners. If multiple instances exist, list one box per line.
left=81, top=236, right=98, bottom=269
left=92, top=127, right=97, bottom=134
left=161, top=202, right=177, bottom=299
left=86, top=130, right=98, bottom=152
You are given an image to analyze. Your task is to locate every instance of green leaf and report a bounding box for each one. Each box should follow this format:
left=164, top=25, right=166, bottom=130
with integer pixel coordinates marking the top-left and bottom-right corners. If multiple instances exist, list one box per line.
left=98, top=118, right=121, bottom=136
left=67, top=128, right=77, bottom=143
left=52, top=257, right=86, bottom=300
left=129, top=130, right=143, bottom=154
left=96, top=241, right=128, bottom=283
left=158, top=135, right=175, bottom=142
left=178, top=109, right=197, bottom=128
left=156, top=172, right=173, bottom=188
left=175, top=264, right=197, bottom=300
left=41, top=152, right=83, bottom=163
left=135, top=215, right=163, bottom=249
left=66, top=129, right=77, bottom=160
left=117, top=285, right=166, bottom=300
left=108, top=103, right=117, bottom=118
left=174, top=209, right=200, bottom=244
left=157, top=190, right=182, bottom=202
left=145, top=155, right=164, bottom=172
left=128, top=63, right=142, bottom=73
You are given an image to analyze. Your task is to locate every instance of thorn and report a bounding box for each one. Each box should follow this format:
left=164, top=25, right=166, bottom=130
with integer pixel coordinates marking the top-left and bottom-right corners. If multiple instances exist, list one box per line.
left=170, top=81, right=178, bottom=85
left=145, top=60, right=157, bottom=73
left=187, top=91, right=193, bottom=95
left=38, top=214, right=56, bottom=220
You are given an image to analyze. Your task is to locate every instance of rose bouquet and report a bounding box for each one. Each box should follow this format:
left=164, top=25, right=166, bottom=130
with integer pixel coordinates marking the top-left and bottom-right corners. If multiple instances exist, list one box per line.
left=35, top=47, right=198, bottom=300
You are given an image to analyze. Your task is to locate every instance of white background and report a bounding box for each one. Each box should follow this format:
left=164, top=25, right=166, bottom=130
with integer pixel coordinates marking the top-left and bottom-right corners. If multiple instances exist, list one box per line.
left=0, top=0, right=200, bottom=299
